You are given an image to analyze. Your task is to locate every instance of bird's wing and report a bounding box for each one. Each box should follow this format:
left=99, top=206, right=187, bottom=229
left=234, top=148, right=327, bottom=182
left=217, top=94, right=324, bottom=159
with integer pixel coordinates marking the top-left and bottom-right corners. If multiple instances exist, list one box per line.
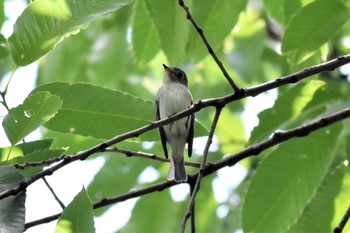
left=187, top=103, right=195, bottom=158
left=156, top=99, right=168, bottom=159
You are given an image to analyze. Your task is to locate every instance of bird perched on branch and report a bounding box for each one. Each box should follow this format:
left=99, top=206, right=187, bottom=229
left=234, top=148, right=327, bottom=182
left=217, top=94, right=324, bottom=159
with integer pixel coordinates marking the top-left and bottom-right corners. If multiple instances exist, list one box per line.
left=156, top=64, right=194, bottom=182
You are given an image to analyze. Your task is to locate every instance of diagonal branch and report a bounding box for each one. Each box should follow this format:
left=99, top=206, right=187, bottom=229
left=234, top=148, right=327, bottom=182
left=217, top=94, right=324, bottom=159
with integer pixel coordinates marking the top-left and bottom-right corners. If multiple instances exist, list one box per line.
left=207, top=107, right=350, bottom=172
left=42, top=177, right=65, bottom=209
left=24, top=106, right=350, bottom=230
left=177, top=0, right=240, bottom=93
left=334, top=204, right=350, bottom=233
left=1, top=54, right=350, bottom=201
left=181, top=107, right=223, bottom=233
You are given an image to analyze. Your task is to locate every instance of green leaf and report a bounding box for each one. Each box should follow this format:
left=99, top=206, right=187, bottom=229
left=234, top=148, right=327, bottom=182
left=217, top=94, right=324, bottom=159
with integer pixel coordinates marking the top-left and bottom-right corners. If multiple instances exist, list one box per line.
left=188, top=0, right=247, bottom=62
left=263, top=0, right=284, bottom=23
left=55, top=187, right=95, bottom=233
left=15, top=138, right=53, bottom=154
left=119, top=190, right=188, bottom=232
left=215, top=108, right=246, bottom=155
left=131, top=0, right=160, bottom=66
left=281, top=0, right=349, bottom=63
left=43, top=131, right=104, bottom=154
left=287, top=158, right=346, bottom=233
left=2, top=149, right=65, bottom=178
left=145, top=0, right=189, bottom=65
left=32, top=82, right=156, bottom=140
left=229, top=10, right=266, bottom=83
left=250, top=80, right=325, bottom=144
left=32, top=82, right=208, bottom=141
left=0, top=33, right=8, bottom=60
left=283, top=0, right=302, bottom=25
left=8, top=0, right=132, bottom=66
left=87, top=154, right=147, bottom=216
left=0, top=166, right=26, bottom=233
left=0, top=139, right=53, bottom=162
left=333, top=172, right=350, bottom=232
left=242, top=123, right=342, bottom=232
left=192, top=176, right=222, bottom=232
left=2, top=91, right=62, bottom=145
left=36, top=17, right=136, bottom=91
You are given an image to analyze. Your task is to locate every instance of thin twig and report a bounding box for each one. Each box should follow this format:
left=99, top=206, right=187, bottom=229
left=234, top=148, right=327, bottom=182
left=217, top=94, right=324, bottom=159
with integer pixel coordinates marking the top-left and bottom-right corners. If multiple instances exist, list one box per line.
left=24, top=106, right=350, bottom=230
left=181, top=107, right=222, bottom=233
left=177, top=0, right=240, bottom=93
left=189, top=183, right=196, bottom=233
left=334, top=204, right=350, bottom=233
left=106, top=148, right=201, bottom=168
left=1, top=55, right=350, bottom=201
left=42, top=177, right=65, bottom=209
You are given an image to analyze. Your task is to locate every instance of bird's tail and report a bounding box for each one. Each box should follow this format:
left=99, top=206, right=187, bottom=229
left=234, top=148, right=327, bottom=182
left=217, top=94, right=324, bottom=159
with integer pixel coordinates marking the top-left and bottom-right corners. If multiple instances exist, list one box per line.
left=168, top=155, right=187, bottom=182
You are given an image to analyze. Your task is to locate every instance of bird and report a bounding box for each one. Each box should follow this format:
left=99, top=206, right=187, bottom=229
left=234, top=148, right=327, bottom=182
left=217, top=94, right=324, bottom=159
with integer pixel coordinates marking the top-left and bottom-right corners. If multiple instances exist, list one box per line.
left=155, top=64, right=194, bottom=182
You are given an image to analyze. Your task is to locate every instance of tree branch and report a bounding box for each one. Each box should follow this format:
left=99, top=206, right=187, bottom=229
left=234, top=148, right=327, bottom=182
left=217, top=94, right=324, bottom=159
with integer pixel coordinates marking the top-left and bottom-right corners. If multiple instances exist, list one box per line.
left=42, top=177, right=65, bottom=209
left=207, top=107, right=350, bottom=172
left=2, top=54, right=350, bottom=201
left=177, top=0, right=240, bottom=93
left=14, top=155, right=66, bottom=169
left=334, top=204, right=350, bottom=233
left=24, top=106, right=350, bottom=230
left=181, top=107, right=222, bottom=233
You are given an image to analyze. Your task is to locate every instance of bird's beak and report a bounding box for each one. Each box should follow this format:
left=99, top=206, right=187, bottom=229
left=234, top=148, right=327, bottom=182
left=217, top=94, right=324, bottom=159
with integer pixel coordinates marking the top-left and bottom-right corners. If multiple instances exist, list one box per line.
left=163, top=64, right=170, bottom=70
left=163, top=64, right=172, bottom=76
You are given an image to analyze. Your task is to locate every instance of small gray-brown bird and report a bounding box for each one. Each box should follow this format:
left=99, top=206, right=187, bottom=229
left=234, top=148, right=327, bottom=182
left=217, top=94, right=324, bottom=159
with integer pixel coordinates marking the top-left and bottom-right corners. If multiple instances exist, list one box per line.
left=155, top=64, right=194, bottom=182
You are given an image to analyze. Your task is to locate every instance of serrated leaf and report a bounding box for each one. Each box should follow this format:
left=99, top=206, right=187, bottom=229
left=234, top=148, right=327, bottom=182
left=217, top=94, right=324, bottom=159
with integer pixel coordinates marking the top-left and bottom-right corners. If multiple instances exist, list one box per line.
left=145, top=0, right=189, bottom=65
left=131, top=0, right=160, bottom=65
left=16, top=138, right=53, bottom=154
left=32, top=82, right=156, bottom=140
left=32, top=82, right=208, bottom=141
left=242, top=123, right=342, bottom=232
left=55, top=187, right=95, bottom=233
left=8, top=0, right=132, bottom=66
left=0, top=166, right=26, bottom=233
left=281, top=0, right=349, bottom=64
left=2, top=91, right=62, bottom=145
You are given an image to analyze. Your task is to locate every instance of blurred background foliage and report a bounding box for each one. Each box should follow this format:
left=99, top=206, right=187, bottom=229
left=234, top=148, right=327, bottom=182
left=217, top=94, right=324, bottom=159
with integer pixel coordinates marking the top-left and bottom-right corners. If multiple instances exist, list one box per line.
left=0, top=0, right=350, bottom=232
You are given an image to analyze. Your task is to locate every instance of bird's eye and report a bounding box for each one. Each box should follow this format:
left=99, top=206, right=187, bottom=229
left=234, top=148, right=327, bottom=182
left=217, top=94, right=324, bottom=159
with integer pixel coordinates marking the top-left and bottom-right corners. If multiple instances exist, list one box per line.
left=176, top=72, right=183, bottom=79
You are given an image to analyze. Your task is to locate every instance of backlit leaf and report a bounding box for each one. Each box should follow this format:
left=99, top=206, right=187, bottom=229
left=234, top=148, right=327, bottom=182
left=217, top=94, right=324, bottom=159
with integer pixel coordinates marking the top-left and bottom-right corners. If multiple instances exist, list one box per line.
left=2, top=92, right=62, bottom=145
left=282, top=0, right=349, bottom=63
left=55, top=187, right=95, bottom=233
left=8, top=0, right=132, bottom=66
left=145, top=0, right=189, bottom=65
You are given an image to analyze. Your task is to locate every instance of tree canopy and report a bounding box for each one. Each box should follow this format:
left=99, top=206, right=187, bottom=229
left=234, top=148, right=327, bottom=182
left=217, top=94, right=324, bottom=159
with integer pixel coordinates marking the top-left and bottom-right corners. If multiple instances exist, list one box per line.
left=0, top=0, right=350, bottom=232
